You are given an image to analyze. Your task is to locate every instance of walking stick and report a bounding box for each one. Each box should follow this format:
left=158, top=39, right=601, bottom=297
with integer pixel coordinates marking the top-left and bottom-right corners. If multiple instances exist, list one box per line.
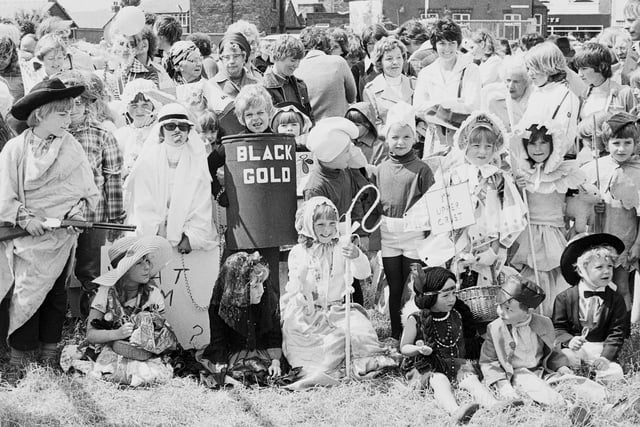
left=342, top=184, right=380, bottom=379
left=593, top=114, right=605, bottom=233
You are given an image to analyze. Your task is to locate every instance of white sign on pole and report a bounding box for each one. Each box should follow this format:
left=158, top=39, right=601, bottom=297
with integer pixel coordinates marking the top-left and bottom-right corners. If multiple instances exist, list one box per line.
left=349, top=0, right=383, bottom=33
left=424, top=182, right=475, bottom=234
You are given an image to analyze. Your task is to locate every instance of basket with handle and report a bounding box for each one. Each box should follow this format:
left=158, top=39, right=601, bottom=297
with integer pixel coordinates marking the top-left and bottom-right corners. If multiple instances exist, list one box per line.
left=457, top=285, right=500, bottom=322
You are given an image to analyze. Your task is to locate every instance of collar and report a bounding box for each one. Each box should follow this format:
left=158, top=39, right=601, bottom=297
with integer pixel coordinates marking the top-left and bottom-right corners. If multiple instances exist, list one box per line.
left=513, top=313, right=533, bottom=329
left=364, top=56, right=372, bottom=71
left=262, top=67, right=287, bottom=88
left=214, top=67, right=246, bottom=84
left=127, top=57, right=150, bottom=74
left=305, top=50, right=326, bottom=59
left=578, top=279, right=613, bottom=297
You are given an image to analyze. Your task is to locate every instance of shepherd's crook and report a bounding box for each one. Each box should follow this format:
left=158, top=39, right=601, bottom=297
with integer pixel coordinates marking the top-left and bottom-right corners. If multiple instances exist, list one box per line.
left=342, top=184, right=380, bottom=379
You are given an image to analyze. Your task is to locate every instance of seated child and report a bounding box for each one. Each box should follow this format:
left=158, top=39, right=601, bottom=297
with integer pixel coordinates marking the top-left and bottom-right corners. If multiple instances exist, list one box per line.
left=304, top=117, right=379, bottom=305
left=400, top=266, right=504, bottom=425
left=199, top=251, right=282, bottom=386
left=281, top=197, right=395, bottom=388
left=553, top=233, right=627, bottom=381
left=480, top=276, right=573, bottom=406
left=66, top=236, right=177, bottom=386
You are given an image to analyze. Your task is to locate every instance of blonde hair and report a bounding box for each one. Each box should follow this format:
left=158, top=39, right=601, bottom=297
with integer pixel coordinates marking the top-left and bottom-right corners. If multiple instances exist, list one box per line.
left=26, top=98, right=74, bottom=127
left=234, top=84, right=273, bottom=125
left=35, top=34, right=67, bottom=61
left=575, top=245, right=619, bottom=275
left=624, top=0, right=640, bottom=19
left=524, top=42, right=567, bottom=80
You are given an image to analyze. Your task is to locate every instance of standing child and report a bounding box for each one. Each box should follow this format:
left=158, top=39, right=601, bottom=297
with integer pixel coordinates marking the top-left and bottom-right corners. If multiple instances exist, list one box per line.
left=372, top=102, right=434, bottom=340
left=0, top=78, right=99, bottom=367
left=510, top=121, right=588, bottom=316
left=435, top=112, right=526, bottom=290
left=345, top=102, right=388, bottom=169
left=400, top=267, right=507, bottom=425
left=581, top=113, right=640, bottom=312
left=553, top=233, right=627, bottom=380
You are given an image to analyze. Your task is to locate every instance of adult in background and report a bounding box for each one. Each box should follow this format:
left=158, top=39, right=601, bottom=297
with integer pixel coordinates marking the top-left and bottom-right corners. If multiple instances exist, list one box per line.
left=155, top=16, right=182, bottom=60
left=574, top=42, right=636, bottom=122
left=481, top=56, right=534, bottom=131
left=116, top=26, right=162, bottom=93
left=262, top=35, right=313, bottom=122
left=214, top=33, right=259, bottom=100
left=0, top=32, right=24, bottom=100
left=470, top=29, right=502, bottom=87
left=351, top=24, right=388, bottom=102
left=598, top=27, right=632, bottom=85
left=413, top=18, right=481, bottom=118
left=226, top=20, right=263, bottom=81
left=396, top=19, right=436, bottom=77
left=187, top=33, right=218, bottom=79
left=363, top=36, right=415, bottom=130
left=295, top=27, right=356, bottom=120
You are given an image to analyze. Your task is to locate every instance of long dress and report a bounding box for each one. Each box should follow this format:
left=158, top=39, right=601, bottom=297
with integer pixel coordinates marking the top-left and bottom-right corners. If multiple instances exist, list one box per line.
left=281, top=242, right=392, bottom=379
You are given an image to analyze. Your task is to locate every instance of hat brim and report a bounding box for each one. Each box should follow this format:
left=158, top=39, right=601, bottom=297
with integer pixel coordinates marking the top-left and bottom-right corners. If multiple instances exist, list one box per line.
left=495, top=287, right=513, bottom=305
left=159, top=117, right=195, bottom=127
left=11, top=85, right=85, bottom=121
left=560, top=233, right=625, bottom=286
left=423, top=113, right=460, bottom=130
left=93, top=236, right=174, bottom=287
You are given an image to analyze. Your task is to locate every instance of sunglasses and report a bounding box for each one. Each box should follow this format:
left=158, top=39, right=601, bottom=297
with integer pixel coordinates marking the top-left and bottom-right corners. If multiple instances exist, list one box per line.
left=163, top=122, right=191, bottom=132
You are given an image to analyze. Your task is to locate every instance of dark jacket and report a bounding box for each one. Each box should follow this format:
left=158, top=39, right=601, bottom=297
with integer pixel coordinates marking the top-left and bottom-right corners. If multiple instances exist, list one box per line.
left=262, top=67, right=314, bottom=123
left=351, top=60, right=379, bottom=103
left=552, top=285, right=627, bottom=361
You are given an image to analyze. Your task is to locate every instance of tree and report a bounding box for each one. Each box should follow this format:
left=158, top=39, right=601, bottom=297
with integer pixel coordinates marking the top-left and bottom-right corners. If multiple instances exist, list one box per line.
left=14, top=9, right=47, bottom=36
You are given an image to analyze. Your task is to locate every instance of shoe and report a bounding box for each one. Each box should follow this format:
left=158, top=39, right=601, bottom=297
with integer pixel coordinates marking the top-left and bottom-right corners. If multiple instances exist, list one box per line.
left=569, top=404, right=592, bottom=427
left=453, top=402, right=480, bottom=425
left=493, top=399, right=525, bottom=412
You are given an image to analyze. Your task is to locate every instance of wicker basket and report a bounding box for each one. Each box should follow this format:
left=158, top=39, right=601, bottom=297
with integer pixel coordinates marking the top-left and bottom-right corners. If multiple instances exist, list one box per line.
left=112, top=340, right=153, bottom=361
left=457, top=286, right=500, bottom=323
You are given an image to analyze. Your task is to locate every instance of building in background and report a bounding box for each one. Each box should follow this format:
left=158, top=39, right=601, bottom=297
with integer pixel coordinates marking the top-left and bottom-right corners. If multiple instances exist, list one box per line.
left=545, top=0, right=611, bottom=40
left=191, top=0, right=284, bottom=34
left=380, top=0, right=548, bottom=40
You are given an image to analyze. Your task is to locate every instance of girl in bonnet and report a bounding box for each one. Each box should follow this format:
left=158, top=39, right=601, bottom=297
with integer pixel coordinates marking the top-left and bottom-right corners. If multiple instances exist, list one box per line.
left=431, top=112, right=526, bottom=290
left=510, top=120, right=588, bottom=316
left=280, top=197, right=396, bottom=388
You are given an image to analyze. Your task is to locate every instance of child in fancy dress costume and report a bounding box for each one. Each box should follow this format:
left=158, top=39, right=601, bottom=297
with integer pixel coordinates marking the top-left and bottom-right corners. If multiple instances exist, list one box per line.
left=553, top=233, right=627, bottom=381
left=400, top=267, right=509, bottom=425
left=510, top=121, right=589, bottom=316
left=280, top=197, right=395, bottom=387
left=424, top=111, right=526, bottom=288
left=581, top=113, right=640, bottom=312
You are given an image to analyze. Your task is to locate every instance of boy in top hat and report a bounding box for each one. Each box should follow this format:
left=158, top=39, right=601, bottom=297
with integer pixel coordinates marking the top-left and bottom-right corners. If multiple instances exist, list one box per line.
left=0, top=78, right=99, bottom=368
left=552, top=233, right=627, bottom=381
left=480, top=275, right=573, bottom=406
left=303, top=117, right=375, bottom=305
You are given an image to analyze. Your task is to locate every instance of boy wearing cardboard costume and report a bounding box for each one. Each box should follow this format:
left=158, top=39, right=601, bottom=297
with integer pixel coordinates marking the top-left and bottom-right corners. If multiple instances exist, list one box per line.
left=480, top=277, right=572, bottom=406
left=552, top=233, right=627, bottom=381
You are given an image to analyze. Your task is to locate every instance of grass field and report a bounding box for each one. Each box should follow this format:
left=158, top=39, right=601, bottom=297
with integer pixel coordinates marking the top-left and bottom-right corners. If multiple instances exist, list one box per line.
left=1, top=283, right=640, bottom=426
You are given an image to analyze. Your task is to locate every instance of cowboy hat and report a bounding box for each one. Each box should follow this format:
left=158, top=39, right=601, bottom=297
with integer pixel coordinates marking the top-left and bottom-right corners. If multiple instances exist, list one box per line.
left=560, top=233, right=624, bottom=286
left=423, top=100, right=472, bottom=130
left=495, top=275, right=546, bottom=309
left=93, top=236, right=173, bottom=287
left=11, top=78, right=85, bottom=121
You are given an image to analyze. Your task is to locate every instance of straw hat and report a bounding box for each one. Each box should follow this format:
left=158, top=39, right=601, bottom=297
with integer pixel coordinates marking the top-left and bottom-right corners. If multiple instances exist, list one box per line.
left=93, top=236, right=173, bottom=287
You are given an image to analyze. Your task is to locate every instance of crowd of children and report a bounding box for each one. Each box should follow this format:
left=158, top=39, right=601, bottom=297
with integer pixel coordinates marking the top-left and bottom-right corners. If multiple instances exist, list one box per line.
left=3, top=4, right=640, bottom=425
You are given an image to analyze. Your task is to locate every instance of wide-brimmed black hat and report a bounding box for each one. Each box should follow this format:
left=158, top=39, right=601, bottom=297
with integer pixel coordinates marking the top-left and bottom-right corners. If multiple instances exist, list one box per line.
left=11, top=78, right=85, bottom=121
left=496, top=276, right=545, bottom=309
left=560, top=233, right=625, bottom=286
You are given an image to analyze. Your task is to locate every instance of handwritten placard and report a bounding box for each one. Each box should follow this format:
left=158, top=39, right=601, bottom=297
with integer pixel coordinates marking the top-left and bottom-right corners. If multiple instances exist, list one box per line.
left=101, top=245, right=219, bottom=350
left=424, top=182, right=475, bottom=234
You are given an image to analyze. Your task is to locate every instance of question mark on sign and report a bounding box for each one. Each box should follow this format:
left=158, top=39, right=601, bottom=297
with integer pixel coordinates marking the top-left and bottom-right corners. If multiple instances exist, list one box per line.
left=190, top=325, right=204, bottom=344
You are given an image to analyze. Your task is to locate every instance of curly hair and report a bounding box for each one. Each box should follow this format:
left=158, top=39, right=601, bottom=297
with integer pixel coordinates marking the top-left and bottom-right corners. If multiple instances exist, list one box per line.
left=299, top=26, right=331, bottom=54
left=430, top=18, right=462, bottom=49
left=471, top=28, right=497, bottom=57
left=272, top=34, right=305, bottom=61
left=187, top=32, right=213, bottom=57
left=0, top=35, right=18, bottom=71
left=234, top=84, right=273, bottom=124
left=371, top=36, right=407, bottom=74
left=397, top=19, right=429, bottom=47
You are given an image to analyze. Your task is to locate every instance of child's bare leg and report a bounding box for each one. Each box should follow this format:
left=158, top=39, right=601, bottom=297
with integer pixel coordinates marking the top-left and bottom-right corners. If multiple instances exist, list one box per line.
left=429, top=373, right=460, bottom=414
left=632, top=271, right=640, bottom=323
left=614, top=267, right=632, bottom=311
left=459, top=374, right=499, bottom=408
left=512, top=369, right=564, bottom=406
